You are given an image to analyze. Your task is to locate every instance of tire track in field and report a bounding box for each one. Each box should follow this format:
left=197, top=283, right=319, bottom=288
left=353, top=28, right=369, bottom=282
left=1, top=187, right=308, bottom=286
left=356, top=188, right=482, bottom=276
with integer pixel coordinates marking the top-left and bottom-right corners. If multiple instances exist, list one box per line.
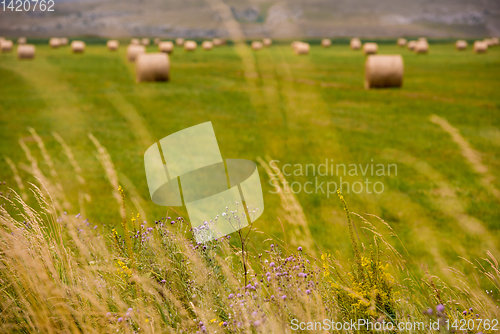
left=430, top=114, right=500, bottom=202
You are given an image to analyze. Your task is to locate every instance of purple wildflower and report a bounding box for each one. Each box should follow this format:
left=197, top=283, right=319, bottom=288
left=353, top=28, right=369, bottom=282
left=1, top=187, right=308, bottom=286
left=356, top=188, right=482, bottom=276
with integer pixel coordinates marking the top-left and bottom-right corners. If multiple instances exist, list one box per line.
left=436, top=304, right=444, bottom=312
left=297, top=246, right=302, bottom=251
left=269, top=262, right=275, bottom=267
left=228, top=293, right=234, bottom=299
left=118, top=317, right=123, bottom=322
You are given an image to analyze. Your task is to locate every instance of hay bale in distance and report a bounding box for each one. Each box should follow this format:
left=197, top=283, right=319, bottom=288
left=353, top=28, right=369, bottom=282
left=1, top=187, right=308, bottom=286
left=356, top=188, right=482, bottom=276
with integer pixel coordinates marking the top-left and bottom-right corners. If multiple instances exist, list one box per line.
left=321, top=39, right=332, bottom=47
left=49, top=38, right=61, bottom=48
left=363, top=42, right=378, bottom=55
left=18, top=37, right=27, bottom=45
left=107, top=40, right=119, bottom=51
left=251, top=41, right=263, bottom=50
left=263, top=38, right=272, bottom=47
left=397, top=38, right=407, bottom=47
left=158, top=41, right=174, bottom=54
left=184, top=40, right=197, bottom=51
left=291, top=41, right=301, bottom=50
left=350, top=38, right=361, bottom=50
left=418, top=37, right=427, bottom=42
left=71, top=41, right=85, bottom=53
left=365, top=55, right=404, bottom=89
left=135, top=53, right=170, bottom=83
left=414, top=40, right=429, bottom=54
left=60, top=37, right=69, bottom=46
left=491, top=37, right=499, bottom=46
left=141, top=38, right=150, bottom=46
left=473, top=41, right=488, bottom=53
left=17, top=44, right=35, bottom=59
left=455, top=40, right=467, bottom=50
left=202, top=41, right=214, bottom=50
left=407, top=40, right=416, bottom=50
left=294, top=42, right=310, bottom=55
left=1, top=40, right=13, bottom=52
left=176, top=38, right=185, bottom=46
left=213, top=38, right=223, bottom=46
left=127, top=44, right=146, bottom=62
left=130, top=38, right=140, bottom=45
left=154, top=38, right=161, bottom=45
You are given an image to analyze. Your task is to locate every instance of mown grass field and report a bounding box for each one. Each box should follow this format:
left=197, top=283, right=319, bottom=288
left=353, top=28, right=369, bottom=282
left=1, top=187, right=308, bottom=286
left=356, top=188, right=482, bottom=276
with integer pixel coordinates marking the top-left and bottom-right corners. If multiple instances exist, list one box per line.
left=0, top=40, right=499, bottom=284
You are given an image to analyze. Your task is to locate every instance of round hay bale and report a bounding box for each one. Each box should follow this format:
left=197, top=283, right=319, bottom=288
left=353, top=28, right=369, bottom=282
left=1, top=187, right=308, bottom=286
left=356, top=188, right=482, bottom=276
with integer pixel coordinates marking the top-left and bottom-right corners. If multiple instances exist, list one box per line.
left=107, top=40, right=119, bottom=51
left=154, top=38, right=161, bottom=45
left=127, top=44, right=146, bottom=62
left=491, top=37, right=499, bottom=46
left=251, top=41, right=263, bottom=51
left=141, top=38, right=150, bottom=46
left=131, top=38, right=140, bottom=45
left=18, top=37, right=27, bottom=45
left=455, top=40, right=467, bottom=50
left=60, top=37, right=69, bottom=46
left=213, top=38, right=223, bottom=46
left=418, top=37, right=427, bottom=42
left=184, top=40, right=197, bottom=51
left=350, top=38, right=361, bottom=50
left=414, top=40, right=429, bottom=54
left=364, top=55, right=403, bottom=89
left=71, top=41, right=85, bottom=53
left=17, top=44, right=35, bottom=59
left=49, top=38, right=61, bottom=48
left=291, top=41, right=301, bottom=50
left=473, top=41, right=488, bottom=53
left=294, top=42, right=310, bottom=55
left=202, top=41, right=214, bottom=50
left=363, top=42, right=378, bottom=55
left=397, top=38, right=407, bottom=47
left=407, top=40, right=416, bottom=50
left=1, top=40, right=13, bottom=52
left=135, top=53, right=170, bottom=83
left=321, top=38, right=332, bottom=47
left=176, top=38, right=185, bottom=46
left=263, top=38, right=272, bottom=47
left=158, top=41, right=174, bottom=54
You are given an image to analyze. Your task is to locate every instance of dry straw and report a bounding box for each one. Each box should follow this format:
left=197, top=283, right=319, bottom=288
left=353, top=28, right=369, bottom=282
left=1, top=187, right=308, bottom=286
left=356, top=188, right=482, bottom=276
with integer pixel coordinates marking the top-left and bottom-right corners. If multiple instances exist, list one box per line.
left=126, top=44, right=146, bottom=62
left=106, top=40, right=119, bottom=51
left=397, top=38, right=407, bottom=47
left=0, top=39, right=13, bottom=52
left=135, top=53, right=170, bottom=83
left=183, top=40, right=197, bottom=51
left=263, top=38, right=272, bottom=47
left=49, top=38, right=61, bottom=48
left=294, top=42, right=310, bottom=55
left=251, top=41, right=263, bottom=51
left=365, top=55, right=404, bottom=89
left=175, top=38, right=185, bottom=46
left=18, top=37, right=27, bottom=45
left=202, top=41, right=214, bottom=50
left=473, top=41, right=488, bottom=53
left=141, top=38, right=150, bottom=46
left=321, top=38, right=332, bottom=47
left=17, top=44, right=35, bottom=59
left=363, top=42, right=378, bottom=55
left=414, top=40, right=429, bottom=54
left=455, top=40, right=467, bottom=51
left=71, top=41, right=85, bottom=53
left=350, top=38, right=361, bottom=50
left=158, top=41, right=174, bottom=54
left=60, top=37, right=69, bottom=45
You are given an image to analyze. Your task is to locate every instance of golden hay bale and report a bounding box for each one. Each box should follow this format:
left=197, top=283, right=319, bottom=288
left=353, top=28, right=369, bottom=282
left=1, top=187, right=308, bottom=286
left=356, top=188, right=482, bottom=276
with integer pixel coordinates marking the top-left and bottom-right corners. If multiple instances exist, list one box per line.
left=473, top=41, right=488, bottom=53
left=294, top=42, right=310, bottom=55
left=455, top=40, right=467, bottom=50
left=365, top=55, right=403, bottom=89
left=397, top=38, right=407, bottom=47
left=141, top=38, right=150, bottom=46
left=71, top=41, right=85, bottom=53
left=362, top=42, right=378, bottom=55
left=17, top=44, right=35, bottom=59
left=1, top=40, right=13, bottom=52
left=491, top=37, right=499, bottom=45
left=176, top=38, right=185, bottom=46
left=263, top=38, right=272, bottom=47
left=127, top=44, right=146, bottom=62
left=49, top=38, right=61, bottom=48
left=131, top=38, right=140, bottom=45
left=321, top=39, right=332, bottom=47
left=407, top=40, right=416, bottom=50
left=158, top=41, right=174, bottom=54
left=135, top=53, right=170, bottom=83
left=107, top=40, right=119, bottom=51
left=251, top=41, right=263, bottom=50
left=18, top=37, right=27, bottom=45
left=202, top=41, right=214, bottom=50
left=154, top=38, right=161, bottom=45
left=418, top=37, right=427, bottom=42
left=350, top=38, right=361, bottom=50
left=60, top=37, right=69, bottom=45
left=291, top=41, right=301, bottom=50
left=213, top=38, right=223, bottom=46
left=414, top=40, right=429, bottom=54
left=184, top=40, right=197, bottom=51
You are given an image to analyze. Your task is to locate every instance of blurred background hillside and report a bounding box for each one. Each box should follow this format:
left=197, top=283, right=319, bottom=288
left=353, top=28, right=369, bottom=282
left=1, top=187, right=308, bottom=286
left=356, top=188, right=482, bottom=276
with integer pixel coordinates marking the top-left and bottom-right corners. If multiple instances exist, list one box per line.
left=1, top=0, right=499, bottom=38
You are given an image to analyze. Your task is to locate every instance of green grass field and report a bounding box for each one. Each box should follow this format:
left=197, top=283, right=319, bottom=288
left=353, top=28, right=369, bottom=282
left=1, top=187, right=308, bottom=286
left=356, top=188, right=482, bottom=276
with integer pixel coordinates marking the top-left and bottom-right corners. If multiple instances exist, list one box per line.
left=1, top=40, right=499, bottom=281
